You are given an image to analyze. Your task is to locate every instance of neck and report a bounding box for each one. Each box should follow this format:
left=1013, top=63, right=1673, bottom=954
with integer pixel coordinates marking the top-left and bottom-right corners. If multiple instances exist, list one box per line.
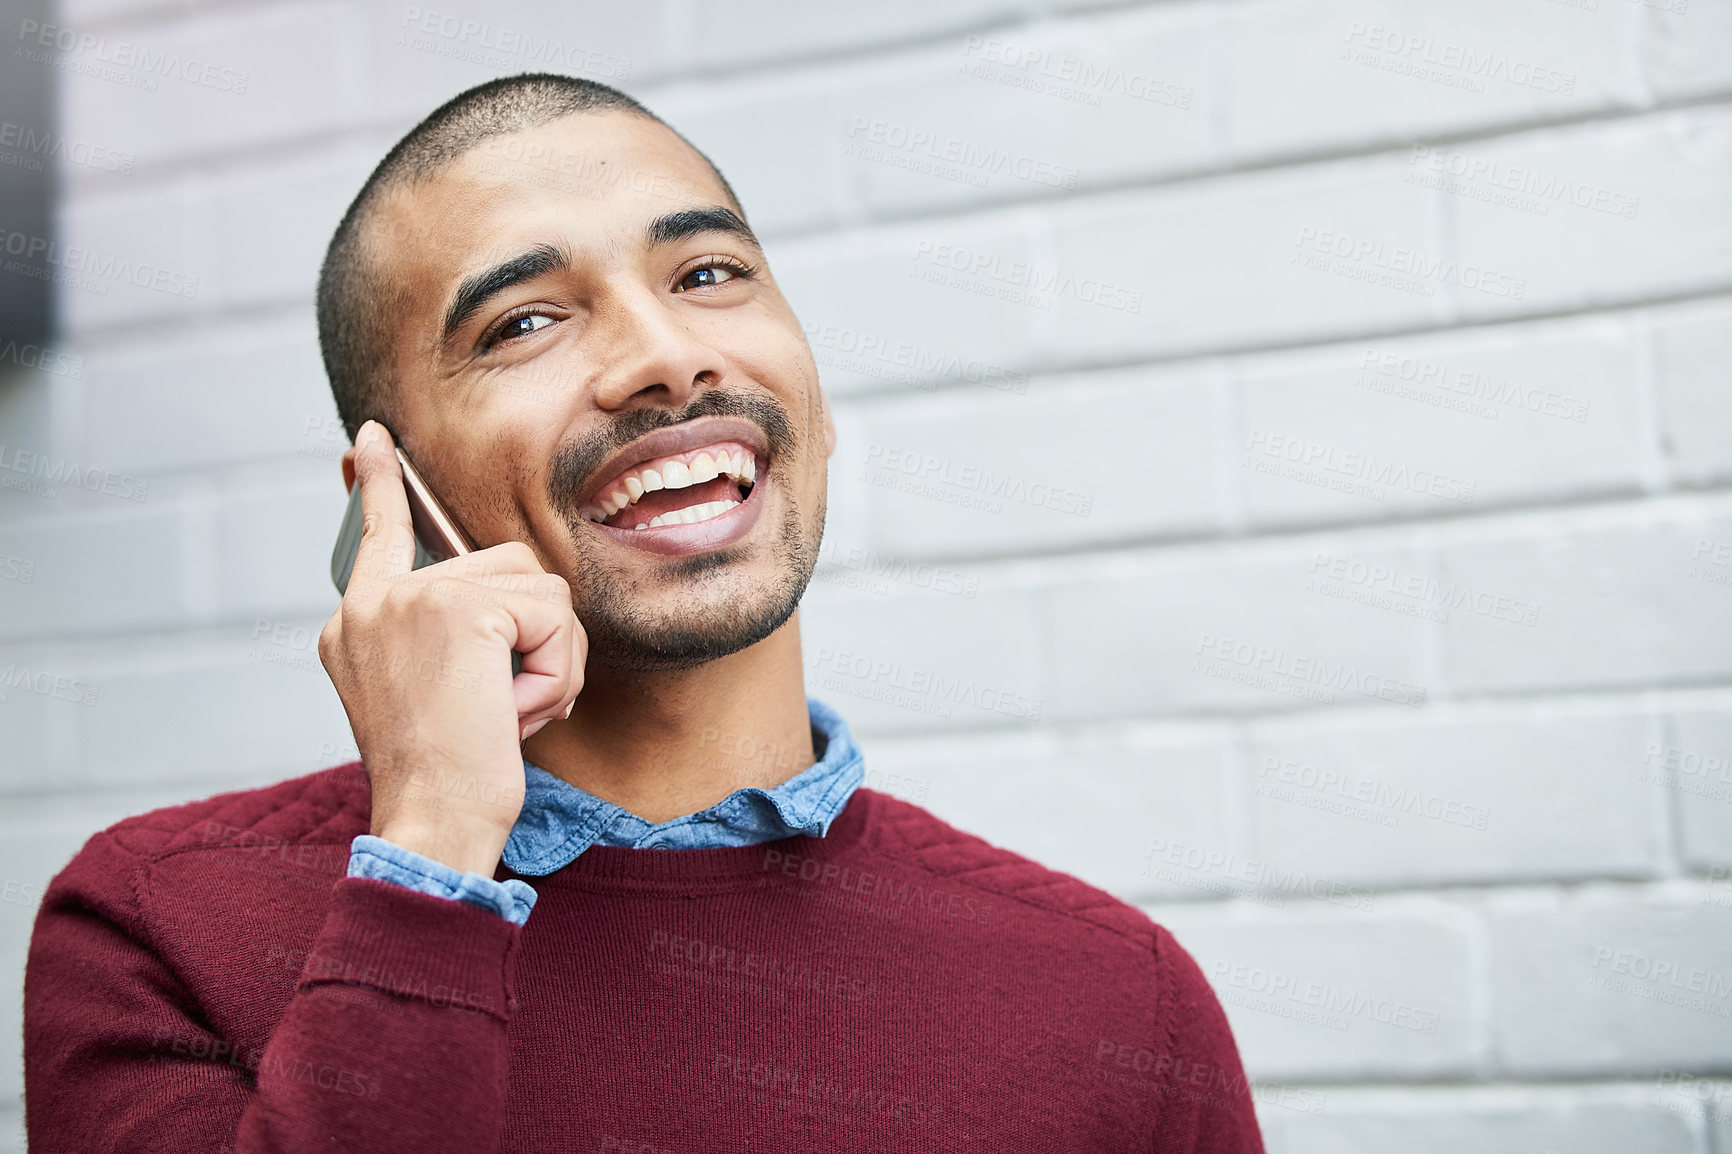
left=518, top=611, right=815, bottom=824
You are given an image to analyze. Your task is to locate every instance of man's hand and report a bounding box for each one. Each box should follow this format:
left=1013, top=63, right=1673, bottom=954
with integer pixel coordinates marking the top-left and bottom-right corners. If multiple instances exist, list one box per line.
left=319, top=421, right=584, bottom=875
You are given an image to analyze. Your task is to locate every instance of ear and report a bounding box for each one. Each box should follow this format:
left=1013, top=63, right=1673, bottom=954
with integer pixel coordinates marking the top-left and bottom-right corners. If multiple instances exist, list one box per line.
left=340, top=445, right=358, bottom=494
left=820, top=389, right=836, bottom=459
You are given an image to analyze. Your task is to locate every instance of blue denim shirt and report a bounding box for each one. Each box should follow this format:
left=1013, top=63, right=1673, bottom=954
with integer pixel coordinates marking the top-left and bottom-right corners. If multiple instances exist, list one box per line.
left=347, top=698, right=864, bottom=925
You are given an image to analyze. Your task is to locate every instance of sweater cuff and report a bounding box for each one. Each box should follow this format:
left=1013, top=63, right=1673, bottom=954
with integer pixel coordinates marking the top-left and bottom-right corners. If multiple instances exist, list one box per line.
left=349, top=834, right=537, bottom=926
left=300, top=875, right=524, bottom=1022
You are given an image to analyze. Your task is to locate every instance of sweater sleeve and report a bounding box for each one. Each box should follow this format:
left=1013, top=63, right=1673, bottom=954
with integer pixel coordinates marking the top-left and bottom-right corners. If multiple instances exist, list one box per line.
left=1149, top=926, right=1267, bottom=1154
left=25, top=833, right=521, bottom=1153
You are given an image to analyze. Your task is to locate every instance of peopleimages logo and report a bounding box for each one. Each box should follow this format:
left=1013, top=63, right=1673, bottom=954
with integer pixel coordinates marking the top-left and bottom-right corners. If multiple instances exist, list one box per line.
left=0, top=441, right=149, bottom=502
left=1090, top=1041, right=1328, bottom=1116
left=802, top=319, right=1028, bottom=395
left=1256, top=755, right=1492, bottom=831
left=910, top=240, right=1143, bottom=314
left=863, top=442, right=1093, bottom=517
left=1209, top=960, right=1442, bottom=1034
left=1192, top=632, right=1427, bottom=708
left=1639, top=741, right=1732, bottom=805
left=846, top=115, right=1079, bottom=190
left=1357, top=347, right=1591, bottom=424
left=816, top=538, right=981, bottom=600
left=1406, top=145, right=1639, bottom=220
left=959, top=35, right=1194, bottom=110
left=0, top=337, right=82, bottom=379
left=762, top=846, right=994, bottom=927
left=397, top=6, right=633, bottom=80
left=16, top=19, right=250, bottom=93
left=1590, top=945, right=1732, bottom=1017
left=0, top=227, right=200, bottom=299
left=647, top=929, right=878, bottom=1006
left=811, top=646, right=1042, bottom=721
left=1689, top=538, right=1732, bottom=591
left=1293, top=227, right=1526, bottom=300
left=0, top=122, right=134, bottom=174
left=1342, top=21, right=1577, bottom=96
left=0, top=663, right=100, bottom=707
left=1655, top=1070, right=1732, bottom=1127
left=1143, top=838, right=1375, bottom=911
left=1307, top=551, right=1540, bottom=628
left=1244, top=429, right=1477, bottom=505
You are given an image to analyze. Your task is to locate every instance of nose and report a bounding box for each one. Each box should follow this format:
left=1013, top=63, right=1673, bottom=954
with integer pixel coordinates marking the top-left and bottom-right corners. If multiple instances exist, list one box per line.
left=586, top=284, right=725, bottom=412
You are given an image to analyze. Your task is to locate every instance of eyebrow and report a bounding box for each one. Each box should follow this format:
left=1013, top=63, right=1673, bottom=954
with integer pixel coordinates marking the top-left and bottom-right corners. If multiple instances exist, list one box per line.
left=441, top=242, right=569, bottom=343
left=439, top=207, right=760, bottom=344
left=646, top=206, right=761, bottom=253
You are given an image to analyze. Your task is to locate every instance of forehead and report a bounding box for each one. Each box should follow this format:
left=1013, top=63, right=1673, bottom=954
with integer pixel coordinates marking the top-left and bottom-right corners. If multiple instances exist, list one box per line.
left=368, top=109, right=735, bottom=289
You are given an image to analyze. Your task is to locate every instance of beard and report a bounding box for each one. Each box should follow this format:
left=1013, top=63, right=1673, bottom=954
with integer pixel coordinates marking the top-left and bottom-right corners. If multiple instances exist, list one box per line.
left=547, top=389, right=824, bottom=673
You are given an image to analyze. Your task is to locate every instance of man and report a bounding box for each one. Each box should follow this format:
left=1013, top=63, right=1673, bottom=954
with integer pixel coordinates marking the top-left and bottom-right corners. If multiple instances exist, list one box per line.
left=25, top=74, right=1263, bottom=1152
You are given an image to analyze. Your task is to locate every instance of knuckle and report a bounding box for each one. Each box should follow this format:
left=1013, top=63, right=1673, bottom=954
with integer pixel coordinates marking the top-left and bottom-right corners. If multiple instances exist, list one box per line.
left=317, top=617, right=341, bottom=658
left=478, top=603, right=516, bottom=636
left=337, top=597, right=372, bottom=632
left=359, top=509, right=410, bottom=540
left=376, top=581, right=432, bottom=624
left=496, top=540, right=539, bottom=569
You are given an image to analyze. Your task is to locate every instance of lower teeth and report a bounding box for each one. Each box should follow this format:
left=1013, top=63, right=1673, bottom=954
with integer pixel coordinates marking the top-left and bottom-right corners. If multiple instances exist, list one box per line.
left=638, top=498, right=740, bottom=529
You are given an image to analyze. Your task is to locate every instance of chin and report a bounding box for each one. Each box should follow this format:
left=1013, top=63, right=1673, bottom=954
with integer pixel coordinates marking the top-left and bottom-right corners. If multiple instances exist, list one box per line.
left=577, top=562, right=810, bottom=673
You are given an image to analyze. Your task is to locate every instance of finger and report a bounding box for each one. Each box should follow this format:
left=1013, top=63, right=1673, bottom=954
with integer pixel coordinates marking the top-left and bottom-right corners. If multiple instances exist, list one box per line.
left=347, top=421, right=418, bottom=588
left=411, top=546, right=568, bottom=620
left=432, top=540, right=547, bottom=585
left=507, top=598, right=581, bottom=722
left=450, top=582, right=581, bottom=719
left=509, top=609, right=578, bottom=727
left=515, top=610, right=586, bottom=730
left=413, top=553, right=581, bottom=723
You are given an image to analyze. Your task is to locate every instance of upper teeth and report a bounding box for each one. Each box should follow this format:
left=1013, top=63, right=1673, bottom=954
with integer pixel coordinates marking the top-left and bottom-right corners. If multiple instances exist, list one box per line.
left=581, top=445, right=758, bottom=524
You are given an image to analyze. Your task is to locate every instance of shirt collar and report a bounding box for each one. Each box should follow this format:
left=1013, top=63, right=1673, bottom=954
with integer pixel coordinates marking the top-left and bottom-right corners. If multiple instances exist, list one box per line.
left=502, top=697, right=863, bottom=876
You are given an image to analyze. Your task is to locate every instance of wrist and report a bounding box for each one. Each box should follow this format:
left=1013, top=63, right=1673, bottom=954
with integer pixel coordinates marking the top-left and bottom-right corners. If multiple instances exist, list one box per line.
left=371, top=818, right=509, bottom=878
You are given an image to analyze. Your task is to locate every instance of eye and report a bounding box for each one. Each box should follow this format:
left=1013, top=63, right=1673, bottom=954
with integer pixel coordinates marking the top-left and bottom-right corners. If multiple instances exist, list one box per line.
left=481, top=310, right=559, bottom=350
left=677, top=265, right=736, bottom=292
left=674, top=258, right=756, bottom=293
left=499, top=313, right=556, bottom=341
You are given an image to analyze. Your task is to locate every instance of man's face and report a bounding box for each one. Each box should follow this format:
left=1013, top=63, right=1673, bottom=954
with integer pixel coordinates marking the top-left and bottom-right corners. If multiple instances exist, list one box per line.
left=363, top=109, right=833, bottom=671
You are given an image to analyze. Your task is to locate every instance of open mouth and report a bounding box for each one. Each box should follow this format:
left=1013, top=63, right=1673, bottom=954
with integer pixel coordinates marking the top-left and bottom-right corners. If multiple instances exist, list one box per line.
left=578, top=440, right=759, bottom=530
left=569, top=414, right=775, bottom=556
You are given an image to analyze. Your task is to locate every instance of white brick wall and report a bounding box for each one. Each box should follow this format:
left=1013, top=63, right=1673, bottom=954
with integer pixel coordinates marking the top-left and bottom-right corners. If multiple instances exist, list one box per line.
left=2, top=0, right=1728, bottom=1149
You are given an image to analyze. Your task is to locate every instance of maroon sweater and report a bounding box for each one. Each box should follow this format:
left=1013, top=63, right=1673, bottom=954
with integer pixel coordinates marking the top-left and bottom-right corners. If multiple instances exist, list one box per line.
left=25, top=764, right=1264, bottom=1152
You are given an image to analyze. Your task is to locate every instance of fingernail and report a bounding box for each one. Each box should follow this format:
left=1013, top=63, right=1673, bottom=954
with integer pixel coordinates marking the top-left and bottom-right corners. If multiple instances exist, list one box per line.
left=563, top=700, right=575, bottom=720
left=356, top=420, right=379, bottom=451
left=521, top=718, right=551, bottom=742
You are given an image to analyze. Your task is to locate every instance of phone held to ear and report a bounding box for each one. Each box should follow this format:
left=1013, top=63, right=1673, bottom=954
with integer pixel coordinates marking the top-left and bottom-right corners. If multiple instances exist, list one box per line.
left=331, top=443, right=524, bottom=675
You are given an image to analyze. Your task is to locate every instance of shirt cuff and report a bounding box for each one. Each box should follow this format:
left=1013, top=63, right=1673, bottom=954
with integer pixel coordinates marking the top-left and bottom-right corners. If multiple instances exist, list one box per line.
left=347, top=834, right=538, bottom=926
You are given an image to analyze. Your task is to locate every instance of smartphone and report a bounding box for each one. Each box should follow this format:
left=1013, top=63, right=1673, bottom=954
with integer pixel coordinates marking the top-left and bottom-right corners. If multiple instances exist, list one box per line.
left=330, top=443, right=525, bottom=675
left=330, top=447, right=474, bottom=594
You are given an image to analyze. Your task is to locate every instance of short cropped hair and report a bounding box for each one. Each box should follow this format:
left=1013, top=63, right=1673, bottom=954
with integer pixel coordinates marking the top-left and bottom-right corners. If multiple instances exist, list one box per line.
left=315, top=73, right=742, bottom=441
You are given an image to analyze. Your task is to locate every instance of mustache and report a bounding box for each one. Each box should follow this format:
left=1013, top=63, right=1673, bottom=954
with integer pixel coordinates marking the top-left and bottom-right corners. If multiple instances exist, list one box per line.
left=547, top=390, right=796, bottom=516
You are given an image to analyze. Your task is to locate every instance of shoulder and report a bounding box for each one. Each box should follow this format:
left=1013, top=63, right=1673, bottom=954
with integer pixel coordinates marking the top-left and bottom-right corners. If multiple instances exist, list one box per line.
left=103, top=761, right=370, bottom=858
left=850, top=788, right=1170, bottom=955
left=46, top=763, right=371, bottom=910
left=850, top=791, right=1247, bottom=1066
